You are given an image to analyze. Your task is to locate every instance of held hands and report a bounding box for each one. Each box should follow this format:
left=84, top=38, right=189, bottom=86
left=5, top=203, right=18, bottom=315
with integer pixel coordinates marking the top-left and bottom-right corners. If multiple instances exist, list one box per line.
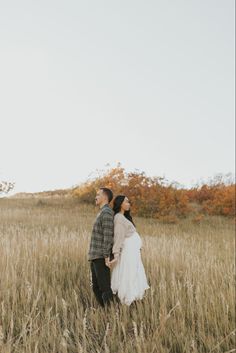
left=105, top=257, right=117, bottom=269
left=108, top=258, right=118, bottom=269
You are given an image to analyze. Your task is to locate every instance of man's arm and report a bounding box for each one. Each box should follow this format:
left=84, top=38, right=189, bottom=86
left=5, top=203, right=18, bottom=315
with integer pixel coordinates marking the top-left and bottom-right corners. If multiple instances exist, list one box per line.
left=101, top=211, right=114, bottom=259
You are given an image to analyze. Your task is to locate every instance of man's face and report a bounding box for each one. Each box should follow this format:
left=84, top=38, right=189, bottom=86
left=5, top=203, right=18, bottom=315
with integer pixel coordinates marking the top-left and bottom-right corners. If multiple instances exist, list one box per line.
left=95, top=189, right=106, bottom=206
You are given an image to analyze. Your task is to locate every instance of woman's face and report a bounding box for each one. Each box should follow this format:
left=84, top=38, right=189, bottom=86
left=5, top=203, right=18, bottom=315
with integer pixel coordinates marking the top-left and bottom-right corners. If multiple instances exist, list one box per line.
left=121, top=197, right=131, bottom=212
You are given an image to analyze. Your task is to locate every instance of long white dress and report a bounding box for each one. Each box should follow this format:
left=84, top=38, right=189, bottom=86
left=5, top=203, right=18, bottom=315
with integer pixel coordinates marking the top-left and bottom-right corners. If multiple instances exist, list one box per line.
left=111, top=230, right=150, bottom=306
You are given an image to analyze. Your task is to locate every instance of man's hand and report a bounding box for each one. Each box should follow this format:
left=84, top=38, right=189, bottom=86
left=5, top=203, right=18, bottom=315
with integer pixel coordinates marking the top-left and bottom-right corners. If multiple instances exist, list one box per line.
left=105, top=257, right=111, bottom=268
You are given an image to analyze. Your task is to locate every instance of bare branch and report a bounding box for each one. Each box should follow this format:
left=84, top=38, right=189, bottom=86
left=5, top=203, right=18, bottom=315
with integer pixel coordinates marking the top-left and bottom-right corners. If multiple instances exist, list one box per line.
left=0, top=181, right=15, bottom=195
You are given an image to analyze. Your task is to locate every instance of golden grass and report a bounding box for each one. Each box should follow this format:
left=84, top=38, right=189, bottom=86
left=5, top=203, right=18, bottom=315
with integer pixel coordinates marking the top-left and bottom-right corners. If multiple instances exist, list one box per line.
left=0, top=198, right=235, bottom=353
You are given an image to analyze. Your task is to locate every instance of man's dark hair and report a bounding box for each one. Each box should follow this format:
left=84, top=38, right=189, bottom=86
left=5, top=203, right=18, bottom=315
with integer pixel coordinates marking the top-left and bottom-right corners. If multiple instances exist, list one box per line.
left=100, top=187, right=113, bottom=203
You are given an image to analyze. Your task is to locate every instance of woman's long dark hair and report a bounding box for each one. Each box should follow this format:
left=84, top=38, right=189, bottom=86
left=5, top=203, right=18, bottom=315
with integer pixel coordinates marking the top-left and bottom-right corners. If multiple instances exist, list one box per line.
left=112, top=195, right=135, bottom=227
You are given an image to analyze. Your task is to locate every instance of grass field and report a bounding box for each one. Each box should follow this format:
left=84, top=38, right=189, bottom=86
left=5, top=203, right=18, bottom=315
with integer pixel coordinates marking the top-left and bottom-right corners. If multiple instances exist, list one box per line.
left=0, top=197, right=235, bottom=353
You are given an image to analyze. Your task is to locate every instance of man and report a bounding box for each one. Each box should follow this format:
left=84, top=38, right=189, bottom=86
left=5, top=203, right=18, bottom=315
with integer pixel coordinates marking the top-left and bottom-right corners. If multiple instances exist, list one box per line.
left=88, top=187, right=114, bottom=308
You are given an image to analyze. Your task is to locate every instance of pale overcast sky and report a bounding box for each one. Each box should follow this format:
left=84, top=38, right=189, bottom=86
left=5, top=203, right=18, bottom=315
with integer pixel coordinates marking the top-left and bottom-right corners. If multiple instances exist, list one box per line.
left=0, top=0, right=235, bottom=194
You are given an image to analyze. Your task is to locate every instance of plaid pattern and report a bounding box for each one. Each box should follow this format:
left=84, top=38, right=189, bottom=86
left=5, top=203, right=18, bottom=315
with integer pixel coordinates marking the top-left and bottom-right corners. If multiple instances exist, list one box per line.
left=88, top=204, right=114, bottom=261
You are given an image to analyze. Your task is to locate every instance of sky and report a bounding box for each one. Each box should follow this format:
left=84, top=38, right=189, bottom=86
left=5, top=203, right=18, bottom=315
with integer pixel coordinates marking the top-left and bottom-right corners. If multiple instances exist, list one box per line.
left=0, top=0, right=235, bottom=194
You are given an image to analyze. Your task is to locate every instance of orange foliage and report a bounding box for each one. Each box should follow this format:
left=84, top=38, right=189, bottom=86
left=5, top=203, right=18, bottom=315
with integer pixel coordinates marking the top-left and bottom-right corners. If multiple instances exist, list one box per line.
left=187, top=184, right=235, bottom=217
left=73, top=166, right=191, bottom=221
left=73, top=166, right=235, bottom=221
left=192, top=214, right=205, bottom=224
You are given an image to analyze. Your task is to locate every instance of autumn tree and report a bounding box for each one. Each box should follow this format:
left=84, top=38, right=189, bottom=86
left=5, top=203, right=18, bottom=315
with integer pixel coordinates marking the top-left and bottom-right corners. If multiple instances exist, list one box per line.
left=187, top=173, right=235, bottom=217
left=72, top=165, right=191, bottom=221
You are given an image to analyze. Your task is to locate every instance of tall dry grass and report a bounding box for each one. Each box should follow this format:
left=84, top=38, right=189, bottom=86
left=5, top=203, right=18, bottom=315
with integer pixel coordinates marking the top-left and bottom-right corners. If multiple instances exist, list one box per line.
left=0, top=198, right=235, bottom=353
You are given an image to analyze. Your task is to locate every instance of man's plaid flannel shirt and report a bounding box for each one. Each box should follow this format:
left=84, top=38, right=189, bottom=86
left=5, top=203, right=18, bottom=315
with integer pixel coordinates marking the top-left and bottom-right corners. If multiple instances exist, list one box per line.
left=88, top=204, right=114, bottom=261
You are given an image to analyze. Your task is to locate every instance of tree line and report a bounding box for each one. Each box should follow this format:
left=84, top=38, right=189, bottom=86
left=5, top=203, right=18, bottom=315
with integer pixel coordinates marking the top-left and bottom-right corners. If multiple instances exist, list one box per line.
left=72, top=166, right=235, bottom=222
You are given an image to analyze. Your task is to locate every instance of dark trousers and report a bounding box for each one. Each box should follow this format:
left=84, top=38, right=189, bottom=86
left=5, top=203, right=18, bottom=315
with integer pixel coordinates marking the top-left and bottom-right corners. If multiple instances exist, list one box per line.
left=90, top=258, right=114, bottom=308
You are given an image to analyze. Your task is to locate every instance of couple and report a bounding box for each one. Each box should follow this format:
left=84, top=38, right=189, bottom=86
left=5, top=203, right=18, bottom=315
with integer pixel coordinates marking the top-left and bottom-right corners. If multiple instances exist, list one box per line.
left=88, top=187, right=150, bottom=308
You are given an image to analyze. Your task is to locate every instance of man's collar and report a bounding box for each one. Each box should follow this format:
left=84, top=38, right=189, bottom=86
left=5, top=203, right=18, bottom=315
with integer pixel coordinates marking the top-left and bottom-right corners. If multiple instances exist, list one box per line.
left=100, top=203, right=109, bottom=210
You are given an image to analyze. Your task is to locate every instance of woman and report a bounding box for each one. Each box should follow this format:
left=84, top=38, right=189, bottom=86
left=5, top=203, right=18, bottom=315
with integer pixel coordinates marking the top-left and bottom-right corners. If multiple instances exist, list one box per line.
left=109, top=195, right=150, bottom=305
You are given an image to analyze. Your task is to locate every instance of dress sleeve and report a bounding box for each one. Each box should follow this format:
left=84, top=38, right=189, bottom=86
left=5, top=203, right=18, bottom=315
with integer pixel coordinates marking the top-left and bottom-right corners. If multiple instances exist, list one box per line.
left=112, top=219, right=126, bottom=260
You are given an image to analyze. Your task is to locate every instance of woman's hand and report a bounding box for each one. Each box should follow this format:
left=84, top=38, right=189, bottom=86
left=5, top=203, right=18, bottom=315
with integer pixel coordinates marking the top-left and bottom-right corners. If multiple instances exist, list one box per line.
left=107, top=258, right=118, bottom=269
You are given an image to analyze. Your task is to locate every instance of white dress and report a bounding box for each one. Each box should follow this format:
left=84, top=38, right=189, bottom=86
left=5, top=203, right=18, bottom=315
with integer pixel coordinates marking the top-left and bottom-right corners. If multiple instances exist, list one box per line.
left=111, top=230, right=150, bottom=306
